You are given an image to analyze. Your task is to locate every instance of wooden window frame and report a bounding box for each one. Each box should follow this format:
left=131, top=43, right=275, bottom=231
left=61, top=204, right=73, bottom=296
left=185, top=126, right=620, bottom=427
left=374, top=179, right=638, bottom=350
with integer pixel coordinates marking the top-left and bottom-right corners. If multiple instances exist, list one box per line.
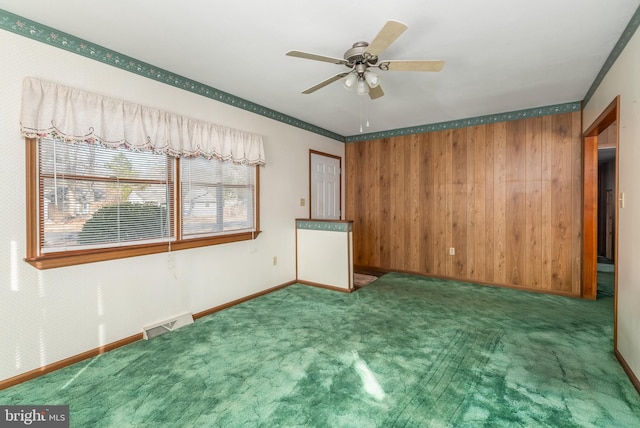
left=25, top=138, right=261, bottom=269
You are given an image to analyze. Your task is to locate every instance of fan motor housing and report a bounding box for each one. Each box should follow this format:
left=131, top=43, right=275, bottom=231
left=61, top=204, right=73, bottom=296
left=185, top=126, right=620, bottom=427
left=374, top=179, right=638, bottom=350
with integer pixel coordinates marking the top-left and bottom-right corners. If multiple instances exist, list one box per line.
left=344, top=41, right=378, bottom=66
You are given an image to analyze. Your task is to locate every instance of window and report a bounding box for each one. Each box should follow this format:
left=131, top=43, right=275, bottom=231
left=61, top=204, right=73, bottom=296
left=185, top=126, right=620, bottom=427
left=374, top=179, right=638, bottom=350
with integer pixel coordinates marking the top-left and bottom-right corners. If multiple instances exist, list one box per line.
left=26, top=138, right=260, bottom=269
left=21, top=78, right=264, bottom=269
left=181, top=157, right=255, bottom=238
left=38, top=138, right=173, bottom=253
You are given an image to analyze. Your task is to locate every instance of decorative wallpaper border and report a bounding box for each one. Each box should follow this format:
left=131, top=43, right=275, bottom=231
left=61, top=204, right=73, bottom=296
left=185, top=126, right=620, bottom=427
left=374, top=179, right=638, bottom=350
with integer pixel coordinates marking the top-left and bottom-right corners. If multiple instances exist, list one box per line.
left=583, top=4, right=640, bottom=105
left=344, top=101, right=581, bottom=142
left=0, top=8, right=344, bottom=142
left=3, top=5, right=638, bottom=144
left=296, top=220, right=352, bottom=233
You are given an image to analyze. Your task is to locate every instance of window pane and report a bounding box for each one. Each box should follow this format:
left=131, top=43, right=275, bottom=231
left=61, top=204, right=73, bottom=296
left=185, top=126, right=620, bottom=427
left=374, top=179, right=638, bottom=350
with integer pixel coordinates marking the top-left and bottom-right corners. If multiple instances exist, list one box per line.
left=181, top=157, right=255, bottom=238
left=40, top=140, right=168, bottom=181
left=39, top=139, right=172, bottom=252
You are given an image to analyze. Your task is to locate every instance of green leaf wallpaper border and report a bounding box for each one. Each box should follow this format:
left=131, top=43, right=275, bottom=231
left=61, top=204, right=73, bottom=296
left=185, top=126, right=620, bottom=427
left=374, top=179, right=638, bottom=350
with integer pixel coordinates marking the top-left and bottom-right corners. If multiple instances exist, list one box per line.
left=3, top=5, right=639, bottom=144
left=583, top=4, right=640, bottom=105
left=296, top=220, right=352, bottom=233
left=0, top=8, right=344, bottom=142
left=344, top=102, right=581, bottom=143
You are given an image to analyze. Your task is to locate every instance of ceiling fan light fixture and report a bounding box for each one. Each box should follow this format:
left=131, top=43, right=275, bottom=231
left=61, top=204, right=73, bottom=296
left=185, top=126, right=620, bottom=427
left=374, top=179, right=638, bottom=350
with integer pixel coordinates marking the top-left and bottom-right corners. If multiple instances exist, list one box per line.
left=288, top=21, right=444, bottom=99
left=364, top=71, right=380, bottom=88
left=343, top=73, right=358, bottom=90
left=356, top=78, right=370, bottom=96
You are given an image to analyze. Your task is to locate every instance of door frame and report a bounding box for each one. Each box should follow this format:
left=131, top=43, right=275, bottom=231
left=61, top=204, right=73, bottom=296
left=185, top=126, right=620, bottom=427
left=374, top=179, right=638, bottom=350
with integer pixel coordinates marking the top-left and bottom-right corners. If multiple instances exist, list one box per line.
left=583, top=96, right=619, bottom=344
left=309, top=150, right=342, bottom=219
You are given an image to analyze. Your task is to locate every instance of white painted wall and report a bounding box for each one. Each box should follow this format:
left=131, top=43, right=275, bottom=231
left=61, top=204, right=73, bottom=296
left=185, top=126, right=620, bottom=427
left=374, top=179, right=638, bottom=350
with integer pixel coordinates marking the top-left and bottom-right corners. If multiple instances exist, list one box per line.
left=0, top=30, right=345, bottom=382
left=297, top=227, right=353, bottom=290
left=583, top=29, right=640, bottom=382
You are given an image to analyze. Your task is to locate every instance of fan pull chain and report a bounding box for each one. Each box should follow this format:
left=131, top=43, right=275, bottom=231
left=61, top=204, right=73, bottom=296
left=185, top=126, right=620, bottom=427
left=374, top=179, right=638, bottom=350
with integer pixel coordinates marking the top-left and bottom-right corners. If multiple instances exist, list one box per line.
left=366, top=100, right=370, bottom=128
left=359, top=97, right=371, bottom=133
left=360, top=98, right=364, bottom=133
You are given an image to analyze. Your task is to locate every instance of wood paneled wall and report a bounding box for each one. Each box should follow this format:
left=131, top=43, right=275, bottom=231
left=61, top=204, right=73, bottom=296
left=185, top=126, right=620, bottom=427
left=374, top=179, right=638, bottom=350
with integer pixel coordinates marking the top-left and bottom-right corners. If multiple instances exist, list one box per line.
left=345, top=111, right=583, bottom=295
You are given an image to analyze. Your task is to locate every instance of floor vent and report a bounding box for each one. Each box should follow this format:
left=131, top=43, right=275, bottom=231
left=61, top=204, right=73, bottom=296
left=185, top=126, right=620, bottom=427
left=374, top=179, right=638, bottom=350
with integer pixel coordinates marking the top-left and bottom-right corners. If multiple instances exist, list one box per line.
left=143, top=313, right=193, bottom=339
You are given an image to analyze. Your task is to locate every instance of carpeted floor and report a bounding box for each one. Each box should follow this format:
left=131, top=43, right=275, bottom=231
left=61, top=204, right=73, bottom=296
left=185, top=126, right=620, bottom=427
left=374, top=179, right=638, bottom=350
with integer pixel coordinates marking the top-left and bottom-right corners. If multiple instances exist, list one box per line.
left=597, top=271, right=615, bottom=298
left=1, top=273, right=638, bottom=427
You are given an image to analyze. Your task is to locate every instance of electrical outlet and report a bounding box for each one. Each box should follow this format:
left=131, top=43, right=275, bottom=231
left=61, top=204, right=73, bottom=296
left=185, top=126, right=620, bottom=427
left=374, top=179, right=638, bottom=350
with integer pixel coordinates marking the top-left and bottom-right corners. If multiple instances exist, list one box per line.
left=449, top=247, right=455, bottom=256
left=273, top=256, right=278, bottom=266
left=300, top=198, right=306, bottom=207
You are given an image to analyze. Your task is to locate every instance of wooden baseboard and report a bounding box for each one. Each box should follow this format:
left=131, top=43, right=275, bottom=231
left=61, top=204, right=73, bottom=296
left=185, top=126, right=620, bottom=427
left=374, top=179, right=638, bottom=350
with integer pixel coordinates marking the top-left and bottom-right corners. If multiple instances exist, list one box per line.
left=615, top=349, right=640, bottom=396
left=356, top=266, right=580, bottom=298
left=193, top=280, right=296, bottom=320
left=1, top=280, right=297, bottom=391
left=0, top=333, right=142, bottom=391
left=297, top=280, right=352, bottom=293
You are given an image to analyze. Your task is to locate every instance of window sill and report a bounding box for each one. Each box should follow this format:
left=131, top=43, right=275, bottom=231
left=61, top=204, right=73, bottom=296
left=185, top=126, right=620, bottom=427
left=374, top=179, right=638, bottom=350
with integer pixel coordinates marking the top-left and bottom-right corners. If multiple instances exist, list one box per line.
left=24, top=231, right=262, bottom=270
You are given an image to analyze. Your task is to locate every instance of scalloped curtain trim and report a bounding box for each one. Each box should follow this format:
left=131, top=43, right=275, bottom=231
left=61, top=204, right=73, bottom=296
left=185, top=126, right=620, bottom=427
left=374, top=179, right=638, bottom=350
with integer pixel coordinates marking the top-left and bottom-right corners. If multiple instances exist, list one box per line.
left=20, top=77, right=265, bottom=165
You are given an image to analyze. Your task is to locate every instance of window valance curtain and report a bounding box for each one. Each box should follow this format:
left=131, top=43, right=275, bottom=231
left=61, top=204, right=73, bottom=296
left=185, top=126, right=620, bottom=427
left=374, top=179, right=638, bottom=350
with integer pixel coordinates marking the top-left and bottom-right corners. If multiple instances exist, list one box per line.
left=20, top=77, right=266, bottom=165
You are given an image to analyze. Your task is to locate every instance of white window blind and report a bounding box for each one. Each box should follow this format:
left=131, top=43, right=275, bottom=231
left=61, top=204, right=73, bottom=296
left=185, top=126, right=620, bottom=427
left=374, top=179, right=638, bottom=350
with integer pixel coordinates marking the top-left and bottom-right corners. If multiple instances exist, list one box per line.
left=39, top=138, right=173, bottom=252
left=180, top=157, right=255, bottom=239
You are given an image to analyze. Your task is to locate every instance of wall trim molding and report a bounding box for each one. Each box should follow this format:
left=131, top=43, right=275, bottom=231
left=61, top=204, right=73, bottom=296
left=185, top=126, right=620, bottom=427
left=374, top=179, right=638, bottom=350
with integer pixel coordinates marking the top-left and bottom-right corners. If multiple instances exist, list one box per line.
left=0, top=280, right=296, bottom=390
left=583, top=4, right=640, bottom=105
left=0, top=8, right=343, bottom=142
left=297, top=280, right=353, bottom=293
left=615, top=349, right=640, bottom=396
left=356, top=265, right=582, bottom=299
left=344, top=101, right=581, bottom=142
left=0, top=333, right=143, bottom=391
left=192, top=281, right=295, bottom=320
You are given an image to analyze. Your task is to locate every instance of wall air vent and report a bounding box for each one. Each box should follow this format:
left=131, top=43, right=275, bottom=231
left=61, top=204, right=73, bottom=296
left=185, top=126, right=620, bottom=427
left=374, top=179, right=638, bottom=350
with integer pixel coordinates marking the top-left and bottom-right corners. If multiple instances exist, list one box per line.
left=143, top=313, right=194, bottom=339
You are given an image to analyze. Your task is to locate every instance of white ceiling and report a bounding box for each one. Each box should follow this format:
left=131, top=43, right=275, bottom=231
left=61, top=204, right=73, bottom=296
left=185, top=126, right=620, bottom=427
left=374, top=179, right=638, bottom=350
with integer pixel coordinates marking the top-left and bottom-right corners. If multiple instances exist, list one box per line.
left=1, top=0, right=638, bottom=138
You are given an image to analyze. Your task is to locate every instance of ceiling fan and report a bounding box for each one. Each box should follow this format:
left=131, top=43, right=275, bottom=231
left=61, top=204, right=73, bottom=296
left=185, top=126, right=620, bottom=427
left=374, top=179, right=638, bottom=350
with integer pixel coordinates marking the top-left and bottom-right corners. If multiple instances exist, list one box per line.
left=286, top=20, right=444, bottom=100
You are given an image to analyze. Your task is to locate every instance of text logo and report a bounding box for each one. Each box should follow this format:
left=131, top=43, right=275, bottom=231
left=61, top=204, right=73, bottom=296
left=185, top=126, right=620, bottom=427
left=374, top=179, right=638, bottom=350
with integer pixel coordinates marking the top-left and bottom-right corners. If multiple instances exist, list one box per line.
left=0, top=406, right=69, bottom=427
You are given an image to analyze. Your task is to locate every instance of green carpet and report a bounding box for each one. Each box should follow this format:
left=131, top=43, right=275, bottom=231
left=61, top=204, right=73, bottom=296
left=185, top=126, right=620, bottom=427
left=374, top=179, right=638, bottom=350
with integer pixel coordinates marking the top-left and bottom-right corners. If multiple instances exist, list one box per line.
left=1, top=273, right=638, bottom=427
left=597, top=271, right=615, bottom=298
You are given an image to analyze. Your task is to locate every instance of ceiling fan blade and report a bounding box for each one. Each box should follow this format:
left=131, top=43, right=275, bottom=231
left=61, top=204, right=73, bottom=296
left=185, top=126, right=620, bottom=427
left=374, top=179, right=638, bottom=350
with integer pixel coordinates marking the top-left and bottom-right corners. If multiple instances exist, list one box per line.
left=286, top=50, right=348, bottom=65
left=381, top=60, right=445, bottom=72
left=369, top=85, right=384, bottom=100
left=365, top=20, right=408, bottom=58
left=301, top=72, right=350, bottom=94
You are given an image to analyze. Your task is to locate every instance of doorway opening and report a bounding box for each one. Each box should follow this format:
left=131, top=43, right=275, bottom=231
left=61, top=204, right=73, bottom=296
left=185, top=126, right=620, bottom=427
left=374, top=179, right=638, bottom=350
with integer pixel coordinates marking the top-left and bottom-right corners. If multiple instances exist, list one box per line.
left=583, top=96, right=619, bottom=344
left=596, top=122, right=616, bottom=299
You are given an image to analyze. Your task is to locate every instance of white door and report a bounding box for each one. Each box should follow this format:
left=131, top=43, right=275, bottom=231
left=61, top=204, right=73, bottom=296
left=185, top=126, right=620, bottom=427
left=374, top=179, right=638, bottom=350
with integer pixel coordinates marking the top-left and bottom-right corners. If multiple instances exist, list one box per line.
left=310, top=152, right=341, bottom=219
